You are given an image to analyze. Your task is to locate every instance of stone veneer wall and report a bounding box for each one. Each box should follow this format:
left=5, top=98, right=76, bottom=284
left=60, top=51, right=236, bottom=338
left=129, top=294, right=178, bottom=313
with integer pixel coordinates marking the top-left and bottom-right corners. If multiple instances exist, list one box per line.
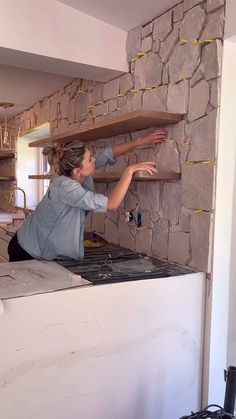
left=0, top=0, right=225, bottom=272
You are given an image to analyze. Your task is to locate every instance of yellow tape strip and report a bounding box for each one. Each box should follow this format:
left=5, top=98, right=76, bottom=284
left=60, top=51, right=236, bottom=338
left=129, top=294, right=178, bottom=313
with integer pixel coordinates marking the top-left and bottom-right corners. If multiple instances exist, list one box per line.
left=202, top=160, right=215, bottom=164
left=180, top=39, right=188, bottom=45
left=116, top=93, right=126, bottom=97
left=194, top=209, right=204, bottom=213
left=129, top=89, right=140, bottom=93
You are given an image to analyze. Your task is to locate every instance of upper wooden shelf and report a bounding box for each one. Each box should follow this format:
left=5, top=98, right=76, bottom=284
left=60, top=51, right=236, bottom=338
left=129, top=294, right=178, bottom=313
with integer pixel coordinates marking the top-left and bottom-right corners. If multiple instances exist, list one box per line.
left=0, top=150, right=15, bottom=160
left=28, top=110, right=183, bottom=148
left=0, top=176, right=15, bottom=181
left=28, top=171, right=180, bottom=182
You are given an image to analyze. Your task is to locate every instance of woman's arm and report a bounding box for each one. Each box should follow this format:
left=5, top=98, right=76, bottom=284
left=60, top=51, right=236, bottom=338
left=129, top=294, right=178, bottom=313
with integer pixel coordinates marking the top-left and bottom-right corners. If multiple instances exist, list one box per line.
left=112, top=129, right=167, bottom=158
left=107, top=162, right=157, bottom=211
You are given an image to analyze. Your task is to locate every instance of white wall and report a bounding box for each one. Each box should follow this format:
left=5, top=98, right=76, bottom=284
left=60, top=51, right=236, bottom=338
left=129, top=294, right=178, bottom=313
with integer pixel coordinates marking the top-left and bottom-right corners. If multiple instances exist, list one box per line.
left=0, top=0, right=128, bottom=81
left=204, top=39, right=236, bottom=405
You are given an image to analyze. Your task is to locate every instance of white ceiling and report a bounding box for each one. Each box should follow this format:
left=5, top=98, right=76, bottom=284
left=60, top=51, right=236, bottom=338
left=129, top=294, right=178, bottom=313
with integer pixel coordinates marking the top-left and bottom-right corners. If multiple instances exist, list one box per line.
left=58, top=0, right=179, bottom=30
left=0, top=0, right=179, bottom=124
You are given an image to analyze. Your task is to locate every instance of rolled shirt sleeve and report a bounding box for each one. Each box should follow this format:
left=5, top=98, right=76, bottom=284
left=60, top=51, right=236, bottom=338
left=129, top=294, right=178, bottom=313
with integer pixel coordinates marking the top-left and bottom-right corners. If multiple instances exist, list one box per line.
left=60, top=178, right=108, bottom=212
left=95, top=147, right=117, bottom=170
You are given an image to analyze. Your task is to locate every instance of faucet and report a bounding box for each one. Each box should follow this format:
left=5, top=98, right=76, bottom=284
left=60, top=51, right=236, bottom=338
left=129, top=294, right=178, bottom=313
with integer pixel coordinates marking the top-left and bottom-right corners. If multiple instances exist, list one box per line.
left=9, top=186, right=30, bottom=218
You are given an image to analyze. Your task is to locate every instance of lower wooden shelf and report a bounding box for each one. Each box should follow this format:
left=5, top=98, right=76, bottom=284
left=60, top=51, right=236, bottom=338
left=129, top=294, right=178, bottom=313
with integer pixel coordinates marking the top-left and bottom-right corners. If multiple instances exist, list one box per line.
left=28, top=171, right=181, bottom=182
left=0, top=150, right=15, bottom=160
left=0, top=176, right=15, bottom=181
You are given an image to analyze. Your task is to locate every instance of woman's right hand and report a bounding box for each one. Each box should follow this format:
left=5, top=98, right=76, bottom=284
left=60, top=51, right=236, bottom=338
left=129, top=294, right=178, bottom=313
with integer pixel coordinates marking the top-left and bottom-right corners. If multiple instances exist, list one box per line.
left=127, top=162, right=158, bottom=176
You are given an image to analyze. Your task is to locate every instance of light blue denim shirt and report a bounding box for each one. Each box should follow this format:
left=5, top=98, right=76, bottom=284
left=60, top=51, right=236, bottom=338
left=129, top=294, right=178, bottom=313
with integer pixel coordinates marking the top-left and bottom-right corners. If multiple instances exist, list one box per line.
left=17, top=148, right=117, bottom=260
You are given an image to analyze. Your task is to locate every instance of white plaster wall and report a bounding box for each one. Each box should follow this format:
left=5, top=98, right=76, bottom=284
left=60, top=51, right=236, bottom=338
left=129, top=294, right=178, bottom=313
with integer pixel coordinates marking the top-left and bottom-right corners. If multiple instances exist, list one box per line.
left=0, top=0, right=127, bottom=77
left=204, top=39, right=236, bottom=405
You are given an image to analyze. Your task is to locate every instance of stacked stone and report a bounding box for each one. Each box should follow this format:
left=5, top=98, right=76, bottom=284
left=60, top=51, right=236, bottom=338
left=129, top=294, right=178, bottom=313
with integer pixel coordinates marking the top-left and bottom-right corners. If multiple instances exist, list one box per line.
left=5, top=0, right=225, bottom=273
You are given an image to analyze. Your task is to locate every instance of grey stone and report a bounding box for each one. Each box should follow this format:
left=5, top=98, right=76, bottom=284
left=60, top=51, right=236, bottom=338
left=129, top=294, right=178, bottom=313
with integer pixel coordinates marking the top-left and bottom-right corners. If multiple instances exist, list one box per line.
left=91, top=83, right=104, bottom=104
left=182, top=163, right=215, bottom=210
left=106, top=210, right=119, bottom=224
left=136, top=182, right=161, bottom=211
left=207, top=0, right=225, bottom=13
left=180, top=6, right=206, bottom=41
left=160, top=28, right=179, bottom=63
left=92, top=102, right=109, bottom=117
left=134, top=53, right=163, bottom=90
left=156, top=140, right=180, bottom=173
left=141, top=211, right=155, bottom=228
left=143, top=85, right=167, bottom=112
left=168, top=44, right=200, bottom=82
left=168, top=232, right=190, bottom=265
left=162, top=66, right=169, bottom=84
left=187, top=109, right=218, bottom=161
left=85, top=212, right=92, bottom=232
left=171, top=120, right=187, bottom=144
left=67, top=98, right=76, bottom=123
left=200, top=8, right=225, bottom=42
left=162, top=183, right=182, bottom=224
left=103, top=78, right=120, bottom=100
left=190, top=66, right=204, bottom=87
left=141, top=36, right=153, bottom=52
left=104, top=218, right=119, bottom=244
left=209, top=78, right=221, bottom=107
left=92, top=213, right=105, bottom=233
left=135, top=228, right=152, bottom=255
left=75, top=93, right=89, bottom=119
left=124, top=189, right=139, bottom=210
left=126, top=25, right=142, bottom=62
left=183, top=0, right=205, bottom=12
left=151, top=219, right=169, bottom=259
left=119, top=73, right=133, bottom=94
left=179, top=143, right=190, bottom=164
left=167, top=80, right=189, bottom=114
left=60, top=93, right=70, bottom=119
left=188, top=79, right=210, bottom=121
left=108, top=98, right=118, bottom=113
left=142, top=22, right=153, bottom=38
left=153, top=10, right=172, bottom=41
left=179, top=208, right=191, bottom=232
left=118, top=212, right=135, bottom=250
left=150, top=211, right=160, bottom=223
left=173, top=4, right=184, bottom=22
left=190, top=211, right=213, bottom=272
left=153, top=39, right=160, bottom=53
left=201, top=40, right=223, bottom=80
left=124, top=92, right=142, bottom=113
left=81, top=79, right=96, bottom=91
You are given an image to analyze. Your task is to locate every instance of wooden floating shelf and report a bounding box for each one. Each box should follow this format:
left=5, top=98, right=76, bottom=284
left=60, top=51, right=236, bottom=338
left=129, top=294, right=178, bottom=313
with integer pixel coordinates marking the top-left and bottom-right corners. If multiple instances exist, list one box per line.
left=0, top=176, right=15, bottom=181
left=28, top=171, right=181, bottom=182
left=0, top=150, right=15, bottom=160
left=28, top=110, right=183, bottom=148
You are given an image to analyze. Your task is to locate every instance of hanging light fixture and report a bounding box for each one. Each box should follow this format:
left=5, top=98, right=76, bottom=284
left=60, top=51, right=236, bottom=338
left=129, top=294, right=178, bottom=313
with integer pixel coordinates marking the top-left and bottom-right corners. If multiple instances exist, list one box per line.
left=0, top=102, right=15, bottom=149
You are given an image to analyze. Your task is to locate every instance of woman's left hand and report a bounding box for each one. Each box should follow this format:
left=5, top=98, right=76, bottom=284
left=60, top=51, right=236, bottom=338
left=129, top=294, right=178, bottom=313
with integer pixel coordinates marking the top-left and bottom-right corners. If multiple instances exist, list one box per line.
left=137, top=129, right=168, bottom=146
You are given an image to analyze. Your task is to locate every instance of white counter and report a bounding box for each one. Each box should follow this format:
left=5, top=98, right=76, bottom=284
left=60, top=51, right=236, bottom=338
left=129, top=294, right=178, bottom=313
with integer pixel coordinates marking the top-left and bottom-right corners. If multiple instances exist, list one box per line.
left=0, top=271, right=205, bottom=419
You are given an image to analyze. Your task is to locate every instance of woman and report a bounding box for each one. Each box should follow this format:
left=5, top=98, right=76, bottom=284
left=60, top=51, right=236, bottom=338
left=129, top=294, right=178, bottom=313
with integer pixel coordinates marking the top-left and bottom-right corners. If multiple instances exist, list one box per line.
left=8, top=129, right=167, bottom=262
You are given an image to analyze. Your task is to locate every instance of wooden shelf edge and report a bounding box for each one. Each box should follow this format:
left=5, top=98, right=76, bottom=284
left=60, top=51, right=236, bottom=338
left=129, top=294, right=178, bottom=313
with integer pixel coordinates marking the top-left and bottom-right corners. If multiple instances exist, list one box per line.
left=0, top=176, right=16, bottom=181
left=28, top=171, right=181, bottom=182
left=28, top=109, right=183, bottom=148
left=0, top=150, right=15, bottom=160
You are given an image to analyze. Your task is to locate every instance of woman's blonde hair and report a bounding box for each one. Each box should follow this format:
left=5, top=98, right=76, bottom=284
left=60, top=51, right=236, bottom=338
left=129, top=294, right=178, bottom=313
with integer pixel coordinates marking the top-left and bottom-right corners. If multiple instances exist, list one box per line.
left=42, top=142, right=86, bottom=177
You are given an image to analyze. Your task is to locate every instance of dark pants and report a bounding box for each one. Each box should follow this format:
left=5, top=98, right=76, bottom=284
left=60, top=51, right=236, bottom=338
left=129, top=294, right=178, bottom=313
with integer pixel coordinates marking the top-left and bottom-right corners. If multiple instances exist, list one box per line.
left=8, top=233, right=34, bottom=262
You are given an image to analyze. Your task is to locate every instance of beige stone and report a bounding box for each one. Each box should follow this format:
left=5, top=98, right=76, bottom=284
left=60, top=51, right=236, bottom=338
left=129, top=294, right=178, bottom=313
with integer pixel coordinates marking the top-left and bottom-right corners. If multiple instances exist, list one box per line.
left=162, top=66, right=169, bottom=84
left=171, top=120, right=187, bottom=144
left=183, top=0, right=205, bottom=12
left=187, top=109, right=218, bottom=161
left=124, top=189, right=139, bottom=210
left=182, top=163, right=215, bottom=210
left=142, top=22, right=153, bottom=38
left=200, top=8, right=225, bottom=42
left=153, top=10, right=172, bottom=41
left=156, top=140, right=180, bottom=173
left=201, top=40, right=222, bottom=80
left=81, top=79, right=96, bottom=92
left=124, top=92, right=142, bottom=113
left=91, top=83, right=104, bottom=104
left=67, top=98, right=76, bottom=123
left=143, top=85, right=167, bottom=112
left=160, top=28, right=179, bottom=63
left=188, top=79, right=210, bottom=122
left=173, top=4, right=183, bottom=22
left=126, top=25, right=142, bottom=62
left=162, top=183, right=182, bottom=224
left=141, top=211, right=155, bottom=228
left=153, top=39, right=160, bottom=53
left=168, top=44, right=200, bottom=82
left=141, top=36, right=153, bottom=52
left=85, top=212, right=92, bottom=232
left=104, top=218, right=119, bottom=244
left=108, top=99, right=118, bottom=113
left=103, top=78, right=120, bottom=100
left=190, top=66, right=204, bottom=87
left=75, top=93, right=89, bottom=119
left=168, top=232, right=190, bottom=265
left=135, top=228, right=152, bottom=255
left=151, top=219, right=169, bottom=259
left=180, top=6, right=205, bottom=41
left=207, top=0, right=225, bottom=13
left=179, top=208, right=191, bottom=232
left=136, top=182, right=161, bottom=212
left=92, top=102, right=109, bottom=117
left=190, top=211, right=213, bottom=272
left=118, top=212, right=135, bottom=250
left=167, top=80, right=189, bottom=114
